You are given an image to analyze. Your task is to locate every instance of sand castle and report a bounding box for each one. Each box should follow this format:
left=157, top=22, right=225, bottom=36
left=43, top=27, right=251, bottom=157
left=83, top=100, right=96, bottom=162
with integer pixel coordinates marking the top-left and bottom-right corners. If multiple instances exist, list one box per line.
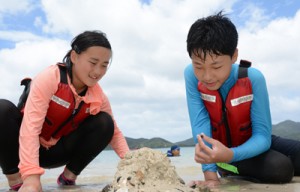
left=106, top=147, right=198, bottom=192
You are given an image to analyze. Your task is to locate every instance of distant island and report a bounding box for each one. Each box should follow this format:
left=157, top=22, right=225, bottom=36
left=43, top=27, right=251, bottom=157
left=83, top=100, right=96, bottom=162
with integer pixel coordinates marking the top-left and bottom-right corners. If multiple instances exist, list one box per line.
left=106, top=120, right=300, bottom=150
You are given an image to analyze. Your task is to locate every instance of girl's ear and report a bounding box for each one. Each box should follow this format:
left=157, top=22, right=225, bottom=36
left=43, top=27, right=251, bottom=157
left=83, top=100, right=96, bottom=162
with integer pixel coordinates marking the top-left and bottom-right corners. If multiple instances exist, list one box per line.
left=70, top=50, right=77, bottom=64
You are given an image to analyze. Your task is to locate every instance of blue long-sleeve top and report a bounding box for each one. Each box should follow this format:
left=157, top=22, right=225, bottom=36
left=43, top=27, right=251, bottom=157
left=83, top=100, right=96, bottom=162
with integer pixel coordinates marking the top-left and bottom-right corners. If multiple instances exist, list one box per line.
left=184, top=63, right=272, bottom=172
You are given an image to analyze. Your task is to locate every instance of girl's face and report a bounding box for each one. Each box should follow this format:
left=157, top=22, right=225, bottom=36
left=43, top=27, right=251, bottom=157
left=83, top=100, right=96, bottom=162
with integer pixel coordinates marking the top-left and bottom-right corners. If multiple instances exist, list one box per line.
left=70, top=46, right=111, bottom=92
left=191, top=49, right=238, bottom=91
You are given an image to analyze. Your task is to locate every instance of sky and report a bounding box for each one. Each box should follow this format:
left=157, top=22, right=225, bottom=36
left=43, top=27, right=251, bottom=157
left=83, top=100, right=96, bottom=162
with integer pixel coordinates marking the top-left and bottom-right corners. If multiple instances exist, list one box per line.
left=0, top=0, right=300, bottom=143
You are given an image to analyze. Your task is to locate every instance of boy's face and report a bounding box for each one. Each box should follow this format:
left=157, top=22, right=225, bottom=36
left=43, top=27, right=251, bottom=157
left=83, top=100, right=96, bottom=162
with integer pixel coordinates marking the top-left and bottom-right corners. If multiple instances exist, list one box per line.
left=191, top=49, right=238, bottom=91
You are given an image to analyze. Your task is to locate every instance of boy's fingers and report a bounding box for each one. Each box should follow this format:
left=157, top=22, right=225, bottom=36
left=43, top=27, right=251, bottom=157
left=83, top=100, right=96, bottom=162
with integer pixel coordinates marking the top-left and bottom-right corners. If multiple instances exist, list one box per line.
left=197, top=134, right=205, bottom=146
left=197, top=134, right=212, bottom=154
left=200, top=133, right=214, bottom=145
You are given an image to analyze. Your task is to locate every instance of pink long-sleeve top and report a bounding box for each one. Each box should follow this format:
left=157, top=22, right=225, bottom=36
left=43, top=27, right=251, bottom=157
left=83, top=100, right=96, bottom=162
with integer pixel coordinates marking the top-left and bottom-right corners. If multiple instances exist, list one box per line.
left=18, top=64, right=129, bottom=180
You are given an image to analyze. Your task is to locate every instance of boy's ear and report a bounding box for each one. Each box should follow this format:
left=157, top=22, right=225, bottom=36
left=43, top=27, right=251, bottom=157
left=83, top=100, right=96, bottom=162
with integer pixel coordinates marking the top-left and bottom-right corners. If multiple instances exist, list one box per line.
left=232, top=48, right=238, bottom=63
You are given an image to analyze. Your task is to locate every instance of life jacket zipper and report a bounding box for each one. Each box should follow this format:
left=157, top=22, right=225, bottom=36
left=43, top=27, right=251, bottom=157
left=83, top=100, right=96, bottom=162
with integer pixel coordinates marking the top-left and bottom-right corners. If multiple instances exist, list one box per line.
left=218, top=90, right=232, bottom=148
left=51, top=97, right=84, bottom=138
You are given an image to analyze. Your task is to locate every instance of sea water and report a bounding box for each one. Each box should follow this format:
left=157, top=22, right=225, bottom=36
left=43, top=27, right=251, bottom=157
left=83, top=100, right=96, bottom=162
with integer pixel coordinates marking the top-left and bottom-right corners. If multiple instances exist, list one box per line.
left=0, top=147, right=203, bottom=191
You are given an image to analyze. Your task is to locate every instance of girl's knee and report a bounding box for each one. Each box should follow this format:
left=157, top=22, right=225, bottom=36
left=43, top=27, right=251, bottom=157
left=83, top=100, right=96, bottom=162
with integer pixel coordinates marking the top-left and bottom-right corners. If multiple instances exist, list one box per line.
left=0, top=99, right=21, bottom=133
left=98, top=112, right=113, bottom=124
left=87, top=112, right=114, bottom=138
left=0, top=99, right=15, bottom=114
left=96, top=112, right=114, bottom=132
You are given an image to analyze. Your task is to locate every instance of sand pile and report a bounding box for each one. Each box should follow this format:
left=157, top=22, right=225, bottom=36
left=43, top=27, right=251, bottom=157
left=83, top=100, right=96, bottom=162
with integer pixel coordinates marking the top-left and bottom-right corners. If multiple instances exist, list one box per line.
left=106, top=147, right=197, bottom=192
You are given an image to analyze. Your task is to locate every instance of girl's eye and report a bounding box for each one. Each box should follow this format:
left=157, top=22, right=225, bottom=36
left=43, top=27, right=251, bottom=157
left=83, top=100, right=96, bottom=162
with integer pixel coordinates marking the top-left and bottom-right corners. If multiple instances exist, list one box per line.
left=90, top=61, right=96, bottom=65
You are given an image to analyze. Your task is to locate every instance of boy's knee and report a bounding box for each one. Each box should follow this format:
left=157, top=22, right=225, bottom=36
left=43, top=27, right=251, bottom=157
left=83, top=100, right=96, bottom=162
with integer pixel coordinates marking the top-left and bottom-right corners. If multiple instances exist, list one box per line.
left=265, top=155, right=294, bottom=183
left=291, top=149, right=300, bottom=176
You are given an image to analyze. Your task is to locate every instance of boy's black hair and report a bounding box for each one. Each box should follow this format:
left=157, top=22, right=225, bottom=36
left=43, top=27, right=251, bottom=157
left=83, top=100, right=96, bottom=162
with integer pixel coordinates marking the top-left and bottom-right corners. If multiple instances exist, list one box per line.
left=186, top=11, right=238, bottom=60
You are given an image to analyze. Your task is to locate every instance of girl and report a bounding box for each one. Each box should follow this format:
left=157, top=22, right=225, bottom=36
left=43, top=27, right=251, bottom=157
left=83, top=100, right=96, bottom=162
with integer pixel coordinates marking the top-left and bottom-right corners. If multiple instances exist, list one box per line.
left=0, top=30, right=129, bottom=192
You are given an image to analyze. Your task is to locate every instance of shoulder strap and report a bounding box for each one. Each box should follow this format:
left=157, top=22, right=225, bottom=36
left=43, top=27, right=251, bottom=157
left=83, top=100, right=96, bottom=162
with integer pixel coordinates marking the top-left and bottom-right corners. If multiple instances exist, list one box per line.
left=57, top=64, right=68, bottom=84
left=238, top=59, right=251, bottom=79
left=17, top=64, right=68, bottom=111
left=17, top=78, right=32, bottom=110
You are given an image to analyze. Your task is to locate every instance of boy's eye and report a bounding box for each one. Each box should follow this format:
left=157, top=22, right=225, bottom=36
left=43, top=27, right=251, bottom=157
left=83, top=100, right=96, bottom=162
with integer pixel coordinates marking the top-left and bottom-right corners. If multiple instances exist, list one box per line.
left=90, top=61, right=96, bottom=65
left=193, top=64, right=202, bottom=69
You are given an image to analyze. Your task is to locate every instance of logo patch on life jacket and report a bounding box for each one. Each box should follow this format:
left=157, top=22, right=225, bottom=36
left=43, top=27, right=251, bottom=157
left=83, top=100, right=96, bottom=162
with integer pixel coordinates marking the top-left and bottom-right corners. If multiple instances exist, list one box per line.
left=51, top=95, right=70, bottom=108
left=85, top=108, right=90, bottom=113
left=230, top=94, right=253, bottom=106
left=201, top=93, right=216, bottom=103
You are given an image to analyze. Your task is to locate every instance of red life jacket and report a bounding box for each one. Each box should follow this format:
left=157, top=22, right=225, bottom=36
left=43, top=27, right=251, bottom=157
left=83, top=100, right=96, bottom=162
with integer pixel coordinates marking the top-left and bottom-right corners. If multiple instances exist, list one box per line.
left=19, top=64, right=90, bottom=141
left=197, top=60, right=253, bottom=147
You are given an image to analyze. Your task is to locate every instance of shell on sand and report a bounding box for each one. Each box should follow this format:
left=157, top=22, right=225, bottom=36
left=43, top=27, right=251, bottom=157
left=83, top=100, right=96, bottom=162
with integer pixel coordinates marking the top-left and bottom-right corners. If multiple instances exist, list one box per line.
left=107, top=147, right=196, bottom=192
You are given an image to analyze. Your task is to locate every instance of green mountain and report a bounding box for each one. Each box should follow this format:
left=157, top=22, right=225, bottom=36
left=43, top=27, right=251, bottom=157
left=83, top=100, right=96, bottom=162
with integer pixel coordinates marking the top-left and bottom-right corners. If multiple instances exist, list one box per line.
left=106, top=120, right=300, bottom=150
left=175, top=137, right=195, bottom=146
left=106, top=137, right=175, bottom=150
left=272, top=120, right=300, bottom=141
left=126, top=137, right=173, bottom=149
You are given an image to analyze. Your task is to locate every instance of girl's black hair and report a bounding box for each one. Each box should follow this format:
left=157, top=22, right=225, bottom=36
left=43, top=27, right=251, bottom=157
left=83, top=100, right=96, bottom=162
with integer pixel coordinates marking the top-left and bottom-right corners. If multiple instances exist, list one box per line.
left=186, top=11, right=238, bottom=60
left=63, top=30, right=112, bottom=77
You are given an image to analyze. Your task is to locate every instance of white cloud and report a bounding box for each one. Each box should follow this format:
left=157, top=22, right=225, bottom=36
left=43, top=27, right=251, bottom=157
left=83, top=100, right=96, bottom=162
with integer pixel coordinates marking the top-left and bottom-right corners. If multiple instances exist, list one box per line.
left=238, top=10, right=300, bottom=124
left=237, top=3, right=273, bottom=32
left=270, top=95, right=300, bottom=123
left=0, top=0, right=36, bottom=26
left=0, top=0, right=299, bottom=142
left=0, top=0, right=34, bottom=13
left=0, top=38, right=69, bottom=102
left=0, top=31, right=44, bottom=42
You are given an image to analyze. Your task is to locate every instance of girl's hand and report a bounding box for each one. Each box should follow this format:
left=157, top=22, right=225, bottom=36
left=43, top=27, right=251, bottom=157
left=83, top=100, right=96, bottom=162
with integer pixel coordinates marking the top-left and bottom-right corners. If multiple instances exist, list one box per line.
left=195, top=133, right=233, bottom=164
left=19, top=175, right=42, bottom=192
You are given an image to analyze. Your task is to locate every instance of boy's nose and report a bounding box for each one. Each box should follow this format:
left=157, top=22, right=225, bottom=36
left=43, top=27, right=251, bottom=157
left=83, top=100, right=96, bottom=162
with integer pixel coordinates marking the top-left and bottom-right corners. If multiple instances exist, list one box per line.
left=203, top=69, right=212, bottom=81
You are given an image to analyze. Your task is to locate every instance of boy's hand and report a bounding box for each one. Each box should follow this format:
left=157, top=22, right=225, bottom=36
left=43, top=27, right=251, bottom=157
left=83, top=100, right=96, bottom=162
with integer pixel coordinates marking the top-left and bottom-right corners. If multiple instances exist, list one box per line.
left=188, top=179, right=220, bottom=189
left=188, top=171, right=220, bottom=189
left=194, top=133, right=233, bottom=164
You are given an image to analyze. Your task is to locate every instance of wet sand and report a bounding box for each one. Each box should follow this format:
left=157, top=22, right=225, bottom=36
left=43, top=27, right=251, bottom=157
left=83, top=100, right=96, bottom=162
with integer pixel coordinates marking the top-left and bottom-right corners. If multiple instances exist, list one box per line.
left=4, top=177, right=299, bottom=192
left=46, top=176, right=300, bottom=192
left=1, top=147, right=299, bottom=191
left=1, top=174, right=299, bottom=191
left=215, top=176, right=300, bottom=192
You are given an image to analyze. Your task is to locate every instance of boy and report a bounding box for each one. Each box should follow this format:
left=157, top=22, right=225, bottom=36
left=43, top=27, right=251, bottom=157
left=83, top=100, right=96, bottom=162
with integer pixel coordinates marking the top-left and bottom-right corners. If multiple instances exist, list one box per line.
left=184, top=11, right=300, bottom=188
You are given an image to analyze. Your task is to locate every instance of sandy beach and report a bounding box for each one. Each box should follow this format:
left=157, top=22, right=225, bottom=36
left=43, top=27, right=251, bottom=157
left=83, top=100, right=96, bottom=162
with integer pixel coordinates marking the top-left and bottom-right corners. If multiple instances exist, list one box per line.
left=1, top=147, right=299, bottom=191
left=1, top=172, right=299, bottom=192
left=1, top=171, right=300, bottom=191
left=29, top=176, right=300, bottom=192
